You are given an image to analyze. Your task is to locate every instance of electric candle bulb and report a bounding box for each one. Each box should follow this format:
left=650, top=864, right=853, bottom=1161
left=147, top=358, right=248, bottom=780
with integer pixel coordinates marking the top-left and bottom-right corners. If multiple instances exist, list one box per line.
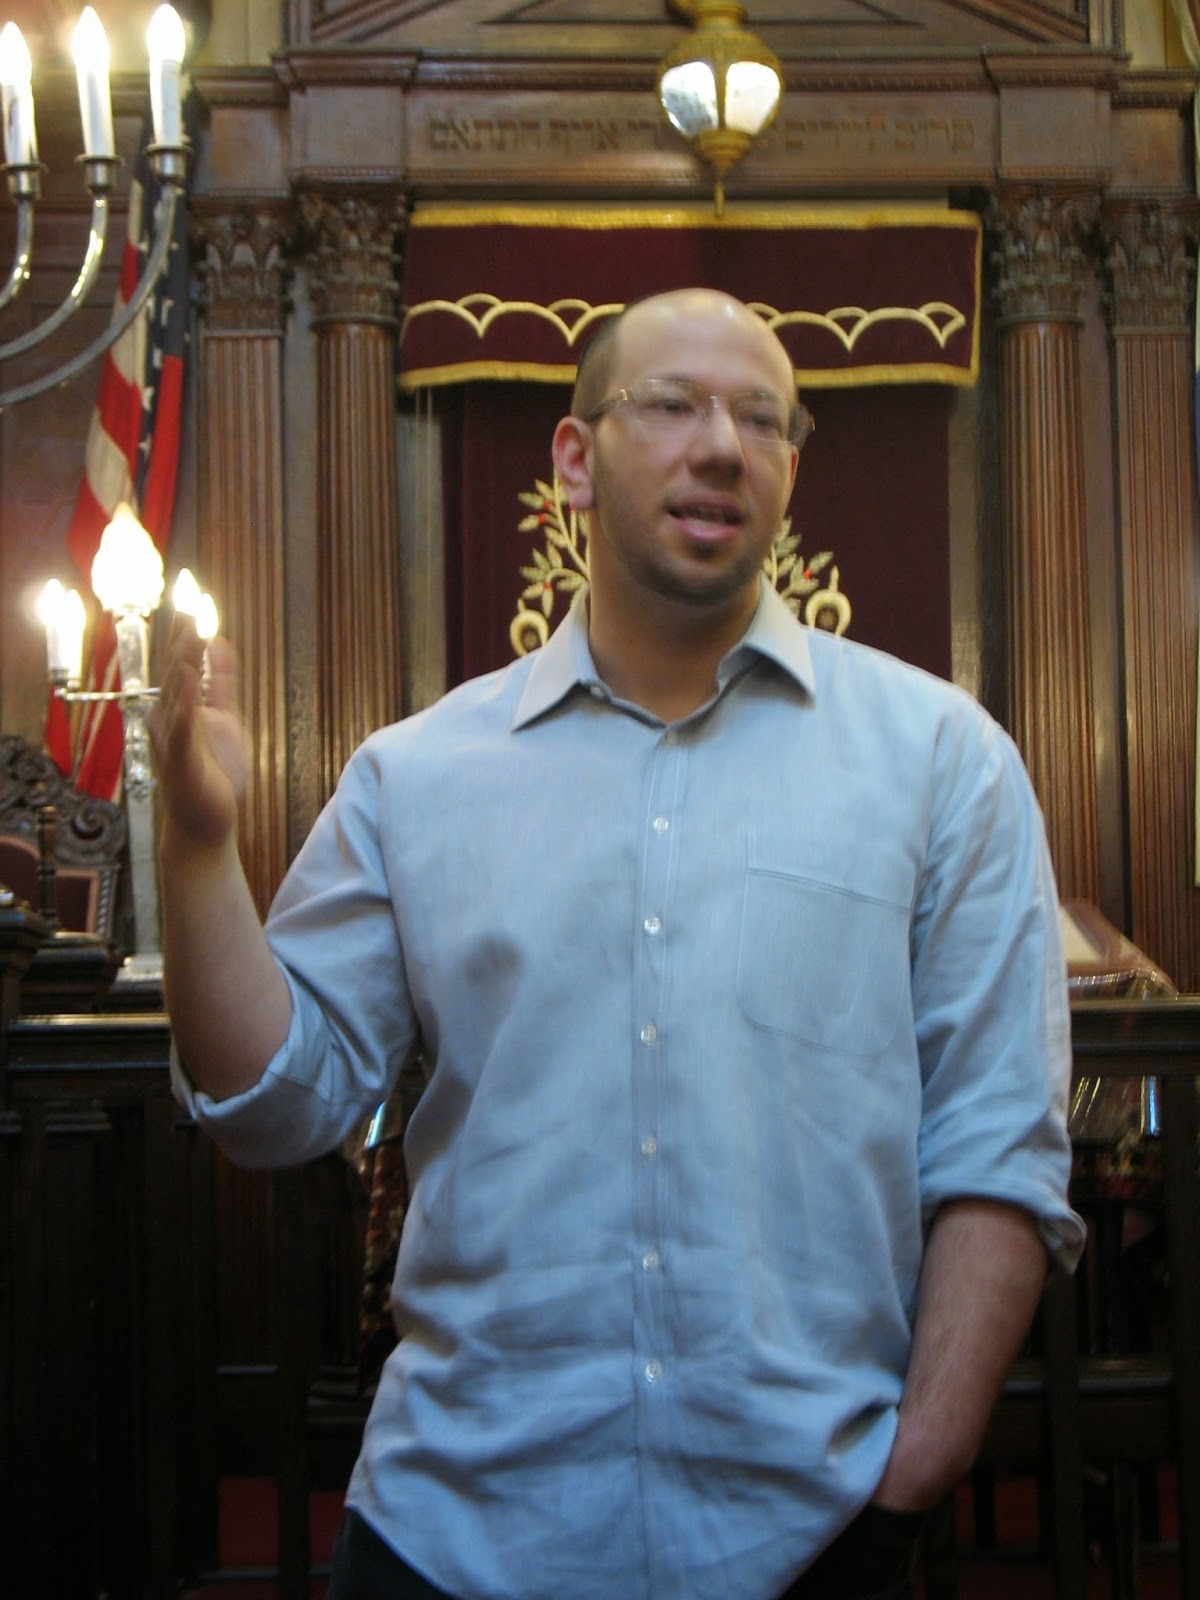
left=174, top=568, right=219, bottom=674
left=37, top=579, right=86, bottom=685
left=194, top=592, right=219, bottom=641
left=91, top=503, right=165, bottom=615
left=172, top=566, right=202, bottom=616
left=147, top=5, right=186, bottom=148
left=71, top=8, right=114, bottom=160
left=0, top=23, right=38, bottom=167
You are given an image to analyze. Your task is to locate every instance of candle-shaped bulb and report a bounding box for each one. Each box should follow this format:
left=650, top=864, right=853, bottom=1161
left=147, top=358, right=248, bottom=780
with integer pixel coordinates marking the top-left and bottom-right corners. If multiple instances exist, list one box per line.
left=0, top=23, right=38, bottom=166
left=174, top=569, right=219, bottom=641
left=0, top=23, right=31, bottom=94
left=172, top=565, right=202, bottom=616
left=195, top=592, right=219, bottom=641
left=147, top=5, right=186, bottom=148
left=91, top=502, right=165, bottom=615
left=71, top=8, right=114, bottom=160
left=38, top=579, right=87, bottom=685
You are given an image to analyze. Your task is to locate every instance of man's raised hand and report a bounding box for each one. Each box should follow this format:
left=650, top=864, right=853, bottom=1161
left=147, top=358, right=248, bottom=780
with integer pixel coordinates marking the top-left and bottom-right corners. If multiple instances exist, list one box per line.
left=148, top=611, right=250, bottom=851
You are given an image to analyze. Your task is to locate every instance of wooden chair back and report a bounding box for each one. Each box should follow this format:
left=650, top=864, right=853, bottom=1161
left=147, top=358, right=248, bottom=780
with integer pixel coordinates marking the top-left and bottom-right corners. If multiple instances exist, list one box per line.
left=0, top=733, right=126, bottom=944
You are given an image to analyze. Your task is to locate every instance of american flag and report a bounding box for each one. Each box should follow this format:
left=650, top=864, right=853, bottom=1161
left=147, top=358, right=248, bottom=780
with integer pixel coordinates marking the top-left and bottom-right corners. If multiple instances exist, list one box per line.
left=47, top=107, right=189, bottom=800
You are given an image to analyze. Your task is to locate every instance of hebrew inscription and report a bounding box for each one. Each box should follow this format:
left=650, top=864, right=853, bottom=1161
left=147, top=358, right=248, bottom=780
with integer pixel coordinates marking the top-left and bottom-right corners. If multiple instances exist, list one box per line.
left=416, top=102, right=987, bottom=173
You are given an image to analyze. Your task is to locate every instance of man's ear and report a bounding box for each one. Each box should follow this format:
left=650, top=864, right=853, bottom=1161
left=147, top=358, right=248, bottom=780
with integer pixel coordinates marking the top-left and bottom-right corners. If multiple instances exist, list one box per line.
left=552, top=416, right=596, bottom=512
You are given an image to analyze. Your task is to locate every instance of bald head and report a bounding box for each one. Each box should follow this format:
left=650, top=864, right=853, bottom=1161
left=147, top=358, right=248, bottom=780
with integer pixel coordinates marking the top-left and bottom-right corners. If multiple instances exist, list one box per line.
left=572, top=289, right=796, bottom=420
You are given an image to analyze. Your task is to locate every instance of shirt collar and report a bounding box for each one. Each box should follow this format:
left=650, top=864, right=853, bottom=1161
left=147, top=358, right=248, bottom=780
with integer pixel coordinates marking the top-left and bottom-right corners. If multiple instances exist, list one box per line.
left=721, top=576, right=816, bottom=698
left=512, top=576, right=816, bottom=731
left=513, top=590, right=601, bottom=729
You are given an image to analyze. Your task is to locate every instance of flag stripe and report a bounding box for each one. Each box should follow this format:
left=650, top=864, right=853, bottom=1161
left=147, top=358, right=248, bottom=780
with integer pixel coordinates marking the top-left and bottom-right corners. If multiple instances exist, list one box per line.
left=140, top=352, right=184, bottom=537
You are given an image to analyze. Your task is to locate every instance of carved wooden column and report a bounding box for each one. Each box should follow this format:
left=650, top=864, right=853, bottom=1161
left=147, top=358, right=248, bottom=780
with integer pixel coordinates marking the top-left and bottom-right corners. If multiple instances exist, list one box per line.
left=990, top=187, right=1102, bottom=903
left=300, top=191, right=406, bottom=805
left=1101, top=199, right=1200, bottom=988
left=194, top=206, right=292, bottom=917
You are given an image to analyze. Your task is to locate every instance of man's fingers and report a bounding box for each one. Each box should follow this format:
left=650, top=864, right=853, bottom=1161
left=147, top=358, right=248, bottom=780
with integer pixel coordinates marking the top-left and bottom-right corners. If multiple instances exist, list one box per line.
left=204, top=635, right=239, bottom=714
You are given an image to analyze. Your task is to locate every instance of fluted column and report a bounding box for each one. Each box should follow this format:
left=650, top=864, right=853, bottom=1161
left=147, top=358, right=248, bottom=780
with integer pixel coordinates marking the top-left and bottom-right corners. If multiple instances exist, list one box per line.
left=194, top=206, right=292, bottom=917
left=1101, top=199, right=1200, bottom=988
left=990, top=187, right=1102, bottom=903
left=300, top=191, right=406, bottom=805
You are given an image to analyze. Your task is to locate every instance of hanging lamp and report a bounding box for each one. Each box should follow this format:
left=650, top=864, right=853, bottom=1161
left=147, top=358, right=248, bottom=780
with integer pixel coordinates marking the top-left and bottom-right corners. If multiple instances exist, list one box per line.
left=656, top=0, right=783, bottom=217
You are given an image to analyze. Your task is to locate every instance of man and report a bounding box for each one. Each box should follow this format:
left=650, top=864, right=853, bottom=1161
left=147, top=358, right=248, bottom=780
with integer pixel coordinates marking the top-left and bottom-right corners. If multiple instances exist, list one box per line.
left=155, top=288, right=1083, bottom=1600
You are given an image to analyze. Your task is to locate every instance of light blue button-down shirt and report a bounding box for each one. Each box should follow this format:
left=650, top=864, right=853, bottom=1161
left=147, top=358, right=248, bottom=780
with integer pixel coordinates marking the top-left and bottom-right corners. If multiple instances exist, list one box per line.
left=178, top=579, right=1083, bottom=1600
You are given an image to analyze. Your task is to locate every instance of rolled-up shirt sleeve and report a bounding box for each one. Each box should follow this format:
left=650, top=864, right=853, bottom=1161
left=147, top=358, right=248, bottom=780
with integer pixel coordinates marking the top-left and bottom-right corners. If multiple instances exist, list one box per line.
left=171, top=733, right=419, bottom=1169
left=912, top=711, right=1084, bottom=1271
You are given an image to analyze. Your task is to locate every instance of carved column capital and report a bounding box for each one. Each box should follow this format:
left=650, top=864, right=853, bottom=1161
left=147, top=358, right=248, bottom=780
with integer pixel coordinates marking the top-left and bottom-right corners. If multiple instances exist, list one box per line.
left=298, top=188, right=408, bottom=328
left=988, top=185, right=1101, bottom=325
left=192, top=204, right=294, bottom=335
left=1099, top=198, right=1200, bottom=333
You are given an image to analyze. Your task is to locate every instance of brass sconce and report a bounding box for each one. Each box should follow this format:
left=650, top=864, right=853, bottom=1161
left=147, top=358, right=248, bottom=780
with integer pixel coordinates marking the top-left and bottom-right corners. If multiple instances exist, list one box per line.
left=656, top=0, right=782, bottom=217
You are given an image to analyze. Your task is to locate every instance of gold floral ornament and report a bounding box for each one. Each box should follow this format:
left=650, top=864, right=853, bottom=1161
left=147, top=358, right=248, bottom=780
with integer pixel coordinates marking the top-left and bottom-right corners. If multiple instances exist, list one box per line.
left=511, top=475, right=590, bottom=655
left=511, top=471, right=851, bottom=655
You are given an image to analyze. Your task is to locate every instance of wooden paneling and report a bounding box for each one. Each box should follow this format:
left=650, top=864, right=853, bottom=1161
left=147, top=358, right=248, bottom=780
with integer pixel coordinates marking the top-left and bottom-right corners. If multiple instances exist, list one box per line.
left=0, top=1012, right=211, bottom=1599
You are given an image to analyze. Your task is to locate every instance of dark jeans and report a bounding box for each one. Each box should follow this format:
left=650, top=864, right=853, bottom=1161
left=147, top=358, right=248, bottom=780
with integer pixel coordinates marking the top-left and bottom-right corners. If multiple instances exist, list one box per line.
left=780, top=1503, right=922, bottom=1599
left=329, top=1502, right=923, bottom=1600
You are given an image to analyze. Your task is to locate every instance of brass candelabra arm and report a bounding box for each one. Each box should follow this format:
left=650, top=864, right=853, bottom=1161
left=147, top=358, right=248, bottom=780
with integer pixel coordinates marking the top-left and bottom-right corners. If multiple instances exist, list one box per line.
left=0, top=193, right=110, bottom=363
left=0, top=146, right=185, bottom=412
left=54, top=685, right=161, bottom=705
left=0, top=180, right=35, bottom=311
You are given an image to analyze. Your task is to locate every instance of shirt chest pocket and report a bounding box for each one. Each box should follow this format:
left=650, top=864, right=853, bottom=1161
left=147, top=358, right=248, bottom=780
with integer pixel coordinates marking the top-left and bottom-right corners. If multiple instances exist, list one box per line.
left=736, top=845, right=912, bottom=1056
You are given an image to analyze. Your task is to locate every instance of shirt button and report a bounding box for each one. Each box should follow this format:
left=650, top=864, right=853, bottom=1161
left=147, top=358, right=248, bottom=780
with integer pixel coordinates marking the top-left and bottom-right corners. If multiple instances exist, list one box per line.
left=640, top=1023, right=657, bottom=1045
left=665, top=730, right=680, bottom=746
left=652, top=816, right=669, bottom=835
left=589, top=684, right=605, bottom=700
left=643, top=915, right=662, bottom=936
left=642, top=1249, right=660, bottom=1272
left=644, top=1360, right=663, bottom=1384
left=641, top=1135, right=658, bottom=1157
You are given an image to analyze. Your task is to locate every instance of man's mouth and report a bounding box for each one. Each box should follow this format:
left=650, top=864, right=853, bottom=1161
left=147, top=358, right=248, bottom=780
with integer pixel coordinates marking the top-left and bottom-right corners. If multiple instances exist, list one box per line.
left=669, top=500, right=744, bottom=538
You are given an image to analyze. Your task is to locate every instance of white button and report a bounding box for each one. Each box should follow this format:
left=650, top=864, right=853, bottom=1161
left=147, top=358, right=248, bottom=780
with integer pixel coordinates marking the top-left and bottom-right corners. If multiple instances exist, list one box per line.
left=652, top=816, right=669, bottom=834
left=641, top=1135, right=658, bottom=1157
left=589, top=684, right=605, bottom=700
left=644, top=1360, right=663, bottom=1384
left=643, top=915, right=662, bottom=936
left=640, top=1023, right=657, bottom=1045
left=665, top=730, right=680, bottom=746
left=642, top=1249, right=660, bottom=1272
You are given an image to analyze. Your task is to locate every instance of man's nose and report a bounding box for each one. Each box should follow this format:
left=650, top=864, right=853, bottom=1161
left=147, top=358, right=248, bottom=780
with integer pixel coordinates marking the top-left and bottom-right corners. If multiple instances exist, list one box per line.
left=691, top=396, right=744, bottom=458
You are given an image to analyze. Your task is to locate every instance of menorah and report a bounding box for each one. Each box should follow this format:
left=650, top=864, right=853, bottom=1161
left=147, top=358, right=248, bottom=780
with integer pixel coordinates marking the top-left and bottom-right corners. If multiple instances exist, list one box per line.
left=0, top=4, right=188, bottom=409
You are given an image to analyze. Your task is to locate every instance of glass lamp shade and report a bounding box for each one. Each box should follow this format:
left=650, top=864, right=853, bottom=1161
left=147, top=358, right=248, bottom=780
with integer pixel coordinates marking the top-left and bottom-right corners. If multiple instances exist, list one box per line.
left=724, top=59, right=780, bottom=134
left=657, top=19, right=782, bottom=143
left=91, top=503, right=165, bottom=615
left=660, top=60, right=719, bottom=139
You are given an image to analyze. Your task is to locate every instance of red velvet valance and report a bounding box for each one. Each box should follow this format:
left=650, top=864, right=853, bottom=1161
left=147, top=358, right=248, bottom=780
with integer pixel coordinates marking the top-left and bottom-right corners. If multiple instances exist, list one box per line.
left=398, top=203, right=982, bottom=390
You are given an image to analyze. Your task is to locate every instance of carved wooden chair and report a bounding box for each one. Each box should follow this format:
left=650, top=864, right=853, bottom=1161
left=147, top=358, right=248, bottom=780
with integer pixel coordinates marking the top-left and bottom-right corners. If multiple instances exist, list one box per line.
left=0, top=733, right=127, bottom=1007
left=0, top=732, right=126, bottom=939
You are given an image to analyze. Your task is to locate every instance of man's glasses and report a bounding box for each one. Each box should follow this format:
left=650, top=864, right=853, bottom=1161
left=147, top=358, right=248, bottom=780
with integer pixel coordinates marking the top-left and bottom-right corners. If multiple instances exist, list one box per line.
left=584, top=378, right=814, bottom=452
